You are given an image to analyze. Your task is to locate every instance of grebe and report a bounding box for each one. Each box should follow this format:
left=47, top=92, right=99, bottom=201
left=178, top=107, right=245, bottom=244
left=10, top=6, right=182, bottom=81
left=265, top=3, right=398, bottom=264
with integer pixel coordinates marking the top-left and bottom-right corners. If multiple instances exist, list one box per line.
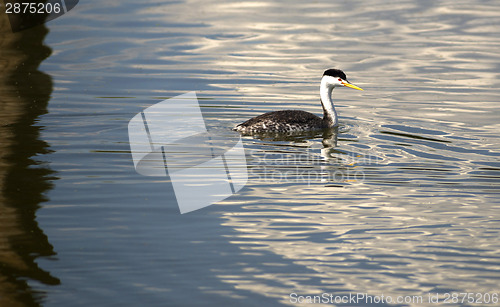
left=234, top=69, right=363, bottom=134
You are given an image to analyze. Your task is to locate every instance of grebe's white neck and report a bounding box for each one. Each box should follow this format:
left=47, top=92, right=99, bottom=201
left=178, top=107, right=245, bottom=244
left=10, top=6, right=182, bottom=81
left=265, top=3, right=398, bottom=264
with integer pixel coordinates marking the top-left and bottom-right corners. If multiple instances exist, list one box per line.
left=320, top=77, right=338, bottom=127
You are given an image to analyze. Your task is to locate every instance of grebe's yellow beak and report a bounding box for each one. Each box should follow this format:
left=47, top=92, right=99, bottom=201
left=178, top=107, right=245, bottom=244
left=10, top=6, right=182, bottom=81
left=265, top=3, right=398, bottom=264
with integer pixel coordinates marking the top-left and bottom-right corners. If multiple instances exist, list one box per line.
left=342, top=81, right=364, bottom=91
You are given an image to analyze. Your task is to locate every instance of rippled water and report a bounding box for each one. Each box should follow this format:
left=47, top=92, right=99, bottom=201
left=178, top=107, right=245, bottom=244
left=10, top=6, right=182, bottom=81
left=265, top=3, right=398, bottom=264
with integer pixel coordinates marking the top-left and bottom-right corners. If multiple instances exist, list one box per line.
left=2, top=0, right=500, bottom=306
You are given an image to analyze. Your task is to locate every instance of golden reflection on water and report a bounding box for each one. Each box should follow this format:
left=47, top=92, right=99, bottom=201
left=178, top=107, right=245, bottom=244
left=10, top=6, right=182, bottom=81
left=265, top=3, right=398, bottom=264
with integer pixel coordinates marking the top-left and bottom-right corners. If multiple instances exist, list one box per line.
left=168, top=0, right=500, bottom=302
left=143, top=0, right=500, bottom=137
left=219, top=186, right=500, bottom=302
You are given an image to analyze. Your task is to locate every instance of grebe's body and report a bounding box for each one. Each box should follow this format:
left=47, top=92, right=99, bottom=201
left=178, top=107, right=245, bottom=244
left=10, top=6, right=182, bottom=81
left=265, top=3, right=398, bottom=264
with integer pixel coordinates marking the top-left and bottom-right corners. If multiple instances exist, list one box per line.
left=234, top=69, right=363, bottom=134
left=235, top=110, right=328, bottom=134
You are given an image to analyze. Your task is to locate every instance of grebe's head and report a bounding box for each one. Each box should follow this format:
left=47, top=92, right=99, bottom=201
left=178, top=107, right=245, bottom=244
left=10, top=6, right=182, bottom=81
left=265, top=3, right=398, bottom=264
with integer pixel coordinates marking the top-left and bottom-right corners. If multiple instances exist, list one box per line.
left=322, top=68, right=363, bottom=91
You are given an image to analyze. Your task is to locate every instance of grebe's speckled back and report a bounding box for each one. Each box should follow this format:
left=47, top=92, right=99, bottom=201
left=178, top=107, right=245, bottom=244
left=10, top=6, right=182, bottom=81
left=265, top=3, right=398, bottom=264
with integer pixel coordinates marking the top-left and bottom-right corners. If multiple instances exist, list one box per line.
left=234, top=69, right=363, bottom=134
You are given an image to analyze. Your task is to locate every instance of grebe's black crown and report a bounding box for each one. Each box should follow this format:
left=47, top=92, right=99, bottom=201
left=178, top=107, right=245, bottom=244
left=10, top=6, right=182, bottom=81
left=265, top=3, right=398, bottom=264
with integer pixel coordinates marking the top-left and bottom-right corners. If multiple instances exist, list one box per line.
left=323, top=68, right=347, bottom=81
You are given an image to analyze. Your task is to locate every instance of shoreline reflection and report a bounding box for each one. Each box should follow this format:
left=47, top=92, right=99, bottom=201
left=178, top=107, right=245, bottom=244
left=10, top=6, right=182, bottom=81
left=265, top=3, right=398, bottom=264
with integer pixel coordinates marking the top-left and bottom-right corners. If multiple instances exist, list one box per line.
left=0, top=14, right=59, bottom=307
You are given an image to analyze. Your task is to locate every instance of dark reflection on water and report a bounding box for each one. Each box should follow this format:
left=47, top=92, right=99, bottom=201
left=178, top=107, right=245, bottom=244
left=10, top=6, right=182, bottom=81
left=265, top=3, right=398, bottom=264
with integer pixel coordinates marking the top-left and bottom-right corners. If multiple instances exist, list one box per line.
left=0, top=14, right=59, bottom=307
left=241, top=128, right=338, bottom=146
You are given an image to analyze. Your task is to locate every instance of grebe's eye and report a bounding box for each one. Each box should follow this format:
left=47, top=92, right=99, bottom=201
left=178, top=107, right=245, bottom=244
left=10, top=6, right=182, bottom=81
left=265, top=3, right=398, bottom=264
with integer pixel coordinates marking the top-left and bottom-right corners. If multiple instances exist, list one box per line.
left=338, top=78, right=342, bottom=81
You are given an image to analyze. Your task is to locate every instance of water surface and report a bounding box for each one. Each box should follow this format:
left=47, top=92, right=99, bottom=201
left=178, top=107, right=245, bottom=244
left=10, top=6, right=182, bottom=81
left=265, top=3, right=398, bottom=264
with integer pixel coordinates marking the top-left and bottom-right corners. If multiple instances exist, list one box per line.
left=1, top=0, right=500, bottom=306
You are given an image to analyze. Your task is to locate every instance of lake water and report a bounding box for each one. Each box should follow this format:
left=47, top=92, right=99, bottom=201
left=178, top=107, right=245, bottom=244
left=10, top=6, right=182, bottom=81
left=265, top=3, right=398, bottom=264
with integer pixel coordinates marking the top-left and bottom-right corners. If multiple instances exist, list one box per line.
left=1, top=0, right=500, bottom=306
